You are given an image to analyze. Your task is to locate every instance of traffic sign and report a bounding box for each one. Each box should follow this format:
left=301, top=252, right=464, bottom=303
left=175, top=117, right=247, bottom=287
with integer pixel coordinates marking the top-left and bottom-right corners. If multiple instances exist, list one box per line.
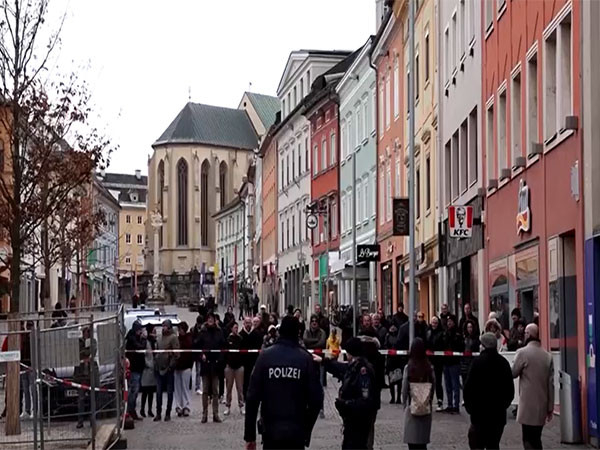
left=306, top=214, right=318, bottom=229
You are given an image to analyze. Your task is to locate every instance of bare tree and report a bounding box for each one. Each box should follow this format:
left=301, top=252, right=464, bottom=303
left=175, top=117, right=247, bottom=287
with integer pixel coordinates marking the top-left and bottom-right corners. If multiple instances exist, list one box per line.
left=0, top=0, right=112, bottom=313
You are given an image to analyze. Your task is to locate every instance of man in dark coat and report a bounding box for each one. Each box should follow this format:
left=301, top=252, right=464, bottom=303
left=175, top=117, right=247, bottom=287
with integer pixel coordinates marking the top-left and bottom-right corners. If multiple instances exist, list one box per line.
left=194, top=312, right=226, bottom=423
left=458, top=302, right=480, bottom=336
left=125, top=321, right=146, bottom=420
left=464, top=332, right=515, bottom=449
left=244, top=316, right=322, bottom=450
left=323, top=337, right=379, bottom=450
left=391, top=303, right=409, bottom=330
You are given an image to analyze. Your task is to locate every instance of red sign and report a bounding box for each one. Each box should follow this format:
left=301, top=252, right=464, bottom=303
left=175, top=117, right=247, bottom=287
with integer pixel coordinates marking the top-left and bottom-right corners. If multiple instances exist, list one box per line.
left=448, top=205, right=473, bottom=238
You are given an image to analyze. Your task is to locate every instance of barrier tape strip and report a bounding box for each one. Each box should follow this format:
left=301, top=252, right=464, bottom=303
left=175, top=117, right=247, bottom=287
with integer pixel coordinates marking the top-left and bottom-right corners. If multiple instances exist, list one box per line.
left=125, top=349, right=479, bottom=356
left=16, top=363, right=117, bottom=393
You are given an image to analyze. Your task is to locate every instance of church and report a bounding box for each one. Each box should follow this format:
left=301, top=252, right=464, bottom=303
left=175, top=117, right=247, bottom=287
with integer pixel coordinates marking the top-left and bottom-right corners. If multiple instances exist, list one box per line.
left=145, top=93, right=278, bottom=305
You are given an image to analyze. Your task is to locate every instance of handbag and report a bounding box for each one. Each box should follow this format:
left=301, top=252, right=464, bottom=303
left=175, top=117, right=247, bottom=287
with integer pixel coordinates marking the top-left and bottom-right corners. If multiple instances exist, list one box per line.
left=409, top=382, right=432, bottom=416
left=389, top=368, right=403, bottom=384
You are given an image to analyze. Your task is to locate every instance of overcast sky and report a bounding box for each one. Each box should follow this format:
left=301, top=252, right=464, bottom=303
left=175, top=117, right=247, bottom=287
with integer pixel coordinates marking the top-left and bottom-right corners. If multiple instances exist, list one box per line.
left=51, top=0, right=375, bottom=175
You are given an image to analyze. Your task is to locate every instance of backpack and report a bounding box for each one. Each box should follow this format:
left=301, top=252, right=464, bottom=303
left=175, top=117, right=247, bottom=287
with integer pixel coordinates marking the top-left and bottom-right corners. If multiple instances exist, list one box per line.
left=409, top=382, right=432, bottom=416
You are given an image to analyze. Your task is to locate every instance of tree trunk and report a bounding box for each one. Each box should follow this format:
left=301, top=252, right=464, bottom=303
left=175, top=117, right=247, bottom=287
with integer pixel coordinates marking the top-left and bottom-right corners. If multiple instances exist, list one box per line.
left=41, top=218, right=51, bottom=313
left=5, top=318, right=21, bottom=436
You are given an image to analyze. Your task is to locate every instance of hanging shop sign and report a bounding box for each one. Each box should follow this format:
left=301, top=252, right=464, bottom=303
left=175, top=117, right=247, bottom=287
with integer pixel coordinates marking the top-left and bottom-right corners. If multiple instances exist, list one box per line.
left=448, top=205, right=473, bottom=238
left=306, top=214, right=318, bottom=230
left=357, top=244, right=381, bottom=263
left=393, top=198, right=410, bottom=236
left=517, top=179, right=531, bottom=234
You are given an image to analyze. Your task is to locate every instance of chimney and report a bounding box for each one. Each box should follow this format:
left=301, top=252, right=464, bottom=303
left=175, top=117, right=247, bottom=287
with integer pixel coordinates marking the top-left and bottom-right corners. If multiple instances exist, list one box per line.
left=135, top=169, right=141, bottom=180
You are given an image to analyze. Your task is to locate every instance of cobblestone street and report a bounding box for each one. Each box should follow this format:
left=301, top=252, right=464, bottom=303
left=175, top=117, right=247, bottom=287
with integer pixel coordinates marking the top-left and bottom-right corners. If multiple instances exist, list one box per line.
left=123, top=306, right=582, bottom=450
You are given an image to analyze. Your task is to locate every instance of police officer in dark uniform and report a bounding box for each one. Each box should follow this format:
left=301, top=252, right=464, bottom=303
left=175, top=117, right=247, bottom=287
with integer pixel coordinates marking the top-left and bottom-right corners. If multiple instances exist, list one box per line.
left=321, top=337, right=379, bottom=450
left=244, top=316, right=323, bottom=450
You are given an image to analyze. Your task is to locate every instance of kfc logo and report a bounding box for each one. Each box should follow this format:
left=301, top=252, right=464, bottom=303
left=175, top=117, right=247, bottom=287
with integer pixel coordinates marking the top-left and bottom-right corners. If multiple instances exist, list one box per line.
left=448, top=205, right=473, bottom=238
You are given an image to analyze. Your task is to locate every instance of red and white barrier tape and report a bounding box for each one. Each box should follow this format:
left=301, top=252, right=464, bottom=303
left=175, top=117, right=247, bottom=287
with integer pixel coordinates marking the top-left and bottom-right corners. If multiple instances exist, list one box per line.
left=125, top=348, right=480, bottom=356
left=17, top=363, right=116, bottom=393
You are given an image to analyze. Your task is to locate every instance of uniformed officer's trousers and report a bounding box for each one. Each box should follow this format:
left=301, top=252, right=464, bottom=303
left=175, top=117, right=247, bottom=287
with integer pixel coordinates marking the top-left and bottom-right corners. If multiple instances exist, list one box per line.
left=262, top=437, right=305, bottom=449
left=342, top=417, right=372, bottom=450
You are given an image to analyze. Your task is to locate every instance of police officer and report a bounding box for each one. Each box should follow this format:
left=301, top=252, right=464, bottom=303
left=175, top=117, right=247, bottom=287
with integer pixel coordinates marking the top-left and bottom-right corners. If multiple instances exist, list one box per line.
left=321, top=337, right=379, bottom=450
left=244, top=316, right=323, bottom=450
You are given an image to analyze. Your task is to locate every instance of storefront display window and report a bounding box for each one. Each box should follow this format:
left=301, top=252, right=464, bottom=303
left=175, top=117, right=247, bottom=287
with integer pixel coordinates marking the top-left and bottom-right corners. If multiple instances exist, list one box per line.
left=489, top=258, right=510, bottom=332
left=381, top=262, right=393, bottom=317
left=515, top=246, right=539, bottom=324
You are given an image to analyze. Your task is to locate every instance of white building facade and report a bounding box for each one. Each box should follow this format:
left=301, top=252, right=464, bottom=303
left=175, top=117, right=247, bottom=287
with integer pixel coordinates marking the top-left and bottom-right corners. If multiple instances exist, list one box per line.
left=215, top=197, right=245, bottom=305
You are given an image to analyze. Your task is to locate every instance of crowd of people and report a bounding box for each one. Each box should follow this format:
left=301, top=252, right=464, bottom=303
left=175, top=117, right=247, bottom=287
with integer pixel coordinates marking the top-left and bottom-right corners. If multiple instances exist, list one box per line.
left=124, top=299, right=554, bottom=450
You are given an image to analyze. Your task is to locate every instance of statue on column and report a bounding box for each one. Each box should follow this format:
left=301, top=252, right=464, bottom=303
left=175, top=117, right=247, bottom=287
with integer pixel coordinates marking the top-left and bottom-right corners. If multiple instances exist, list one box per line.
left=149, top=207, right=165, bottom=304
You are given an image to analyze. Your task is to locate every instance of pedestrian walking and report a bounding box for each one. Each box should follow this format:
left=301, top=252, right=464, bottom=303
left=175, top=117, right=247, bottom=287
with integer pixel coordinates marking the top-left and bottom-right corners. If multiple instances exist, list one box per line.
left=194, top=312, right=226, bottom=423
left=442, top=315, right=464, bottom=413
left=140, top=324, right=157, bottom=418
left=464, top=333, right=514, bottom=449
left=322, top=337, right=378, bottom=449
left=154, top=319, right=179, bottom=422
left=174, top=322, right=193, bottom=417
left=125, top=320, right=146, bottom=421
left=224, top=322, right=245, bottom=416
left=401, top=337, right=434, bottom=450
left=425, top=316, right=445, bottom=411
left=512, top=324, right=554, bottom=450
left=244, top=316, right=323, bottom=450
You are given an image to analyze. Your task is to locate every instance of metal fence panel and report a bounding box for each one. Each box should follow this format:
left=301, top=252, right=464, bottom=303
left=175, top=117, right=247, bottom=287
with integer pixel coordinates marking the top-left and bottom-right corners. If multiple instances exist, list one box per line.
left=97, top=321, right=119, bottom=365
left=39, top=326, right=81, bottom=369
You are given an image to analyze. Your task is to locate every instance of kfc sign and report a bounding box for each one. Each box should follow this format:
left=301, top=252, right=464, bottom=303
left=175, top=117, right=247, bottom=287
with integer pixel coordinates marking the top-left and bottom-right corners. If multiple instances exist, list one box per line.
left=448, top=205, right=473, bottom=238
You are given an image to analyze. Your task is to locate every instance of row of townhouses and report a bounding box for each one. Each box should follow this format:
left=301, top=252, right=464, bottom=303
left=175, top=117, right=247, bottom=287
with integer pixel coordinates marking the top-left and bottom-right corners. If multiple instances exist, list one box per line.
left=139, top=0, right=600, bottom=442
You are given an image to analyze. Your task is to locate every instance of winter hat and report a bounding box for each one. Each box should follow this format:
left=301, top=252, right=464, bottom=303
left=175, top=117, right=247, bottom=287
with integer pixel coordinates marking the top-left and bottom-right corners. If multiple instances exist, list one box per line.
left=480, top=332, right=497, bottom=350
left=132, top=321, right=143, bottom=333
left=344, top=337, right=364, bottom=358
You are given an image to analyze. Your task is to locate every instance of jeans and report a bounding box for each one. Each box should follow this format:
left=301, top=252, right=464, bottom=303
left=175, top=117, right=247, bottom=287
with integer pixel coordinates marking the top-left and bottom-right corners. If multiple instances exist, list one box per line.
left=174, top=369, right=192, bottom=411
left=155, top=370, right=175, bottom=416
left=127, top=371, right=142, bottom=413
left=522, top=424, right=544, bottom=449
left=20, top=372, right=34, bottom=414
left=433, top=360, right=444, bottom=405
left=225, top=366, right=244, bottom=408
left=468, top=423, right=505, bottom=449
left=443, top=364, right=460, bottom=409
left=195, top=361, right=202, bottom=391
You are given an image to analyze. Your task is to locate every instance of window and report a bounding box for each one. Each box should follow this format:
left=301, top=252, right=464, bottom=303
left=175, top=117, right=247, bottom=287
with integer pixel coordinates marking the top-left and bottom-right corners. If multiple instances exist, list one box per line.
left=330, top=132, right=336, bottom=164
left=486, top=102, right=495, bottom=180
left=485, top=0, right=493, bottom=32
left=357, top=183, right=362, bottom=224
left=291, top=147, right=295, bottom=179
left=305, top=138, right=309, bottom=172
left=298, top=144, right=302, bottom=176
left=406, top=66, right=411, bottom=115
left=379, top=170, right=385, bottom=225
left=280, top=217, right=284, bottom=252
left=200, top=160, right=209, bottom=246
left=286, top=217, right=289, bottom=249
left=460, top=119, right=468, bottom=193
left=280, top=158, right=284, bottom=189
left=386, top=162, right=392, bottom=221
left=313, top=145, right=319, bottom=175
left=341, top=194, right=346, bottom=233
left=425, top=157, right=431, bottom=211
left=468, top=107, right=478, bottom=185
left=498, top=87, right=507, bottom=171
left=293, top=86, right=297, bottom=108
left=371, top=88, right=377, bottom=133
left=385, top=75, right=391, bottom=128
left=137, top=234, right=143, bottom=245
left=544, top=13, right=572, bottom=143
left=511, top=70, right=522, bottom=160
left=379, top=82, right=384, bottom=134
left=299, top=208, right=303, bottom=243
left=219, top=161, right=228, bottom=208
left=286, top=153, right=290, bottom=184
left=341, top=120, right=347, bottom=159
left=300, top=80, right=304, bottom=99
left=292, top=212, right=296, bottom=246
left=331, top=199, right=338, bottom=238
left=363, top=178, right=369, bottom=221
left=415, top=51, right=420, bottom=101
left=469, top=0, right=476, bottom=41
left=527, top=51, right=539, bottom=151
left=177, top=158, right=188, bottom=246
left=363, top=99, right=369, bottom=138
left=425, top=31, right=430, bottom=82
left=371, top=170, right=377, bottom=217
left=356, top=107, right=363, bottom=144
left=460, top=0, right=466, bottom=56
left=137, top=216, right=142, bottom=224
left=416, top=167, right=421, bottom=219
left=452, top=131, right=459, bottom=199
left=126, top=215, right=131, bottom=224
left=395, top=158, right=401, bottom=197
left=444, top=28, right=450, bottom=83
left=348, top=115, right=354, bottom=152
left=321, top=139, right=327, bottom=169
left=125, top=256, right=131, bottom=265
left=287, top=93, right=291, bottom=113
left=452, top=13, right=457, bottom=71
left=126, top=233, right=131, bottom=244
left=394, top=57, right=400, bottom=118
left=498, top=0, right=506, bottom=15
left=282, top=99, right=286, bottom=117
